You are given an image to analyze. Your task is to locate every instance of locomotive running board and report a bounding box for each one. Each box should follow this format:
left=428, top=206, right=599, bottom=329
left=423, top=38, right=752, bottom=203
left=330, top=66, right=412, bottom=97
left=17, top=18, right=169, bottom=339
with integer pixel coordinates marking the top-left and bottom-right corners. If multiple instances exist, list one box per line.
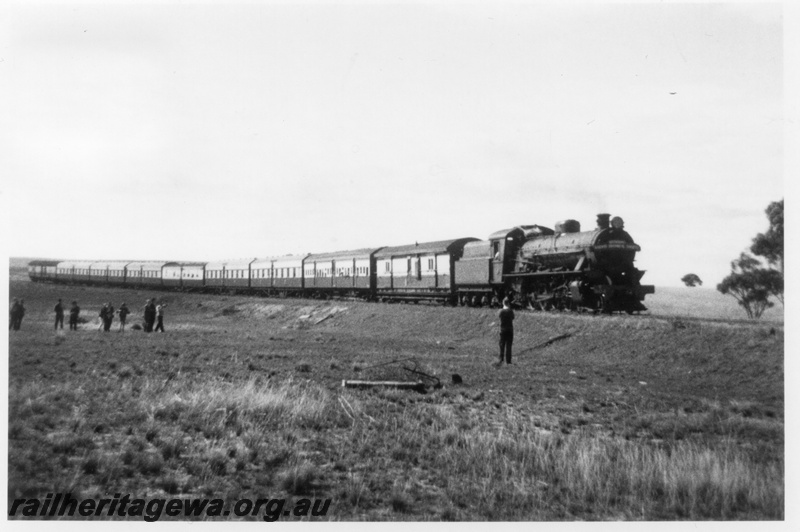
left=502, top=270, right=583, bottom=279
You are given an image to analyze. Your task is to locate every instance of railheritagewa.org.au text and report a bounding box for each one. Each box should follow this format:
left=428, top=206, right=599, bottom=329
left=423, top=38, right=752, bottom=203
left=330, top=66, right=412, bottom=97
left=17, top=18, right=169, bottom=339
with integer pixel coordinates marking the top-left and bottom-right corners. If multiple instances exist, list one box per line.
left=9, top=493, right=331, bottom=521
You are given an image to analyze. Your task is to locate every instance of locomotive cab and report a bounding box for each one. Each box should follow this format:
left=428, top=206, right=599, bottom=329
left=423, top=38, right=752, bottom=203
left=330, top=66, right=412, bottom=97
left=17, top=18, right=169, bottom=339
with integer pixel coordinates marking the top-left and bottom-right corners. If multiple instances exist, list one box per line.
left=488, top=225, right=554, bottom=282
left=488, top=227, right=523, bottom=282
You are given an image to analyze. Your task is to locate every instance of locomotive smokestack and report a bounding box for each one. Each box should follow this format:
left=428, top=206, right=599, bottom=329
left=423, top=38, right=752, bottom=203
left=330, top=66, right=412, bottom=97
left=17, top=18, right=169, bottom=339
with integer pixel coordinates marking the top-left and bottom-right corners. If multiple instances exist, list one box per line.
left=596, top=213, right=610, bottom=230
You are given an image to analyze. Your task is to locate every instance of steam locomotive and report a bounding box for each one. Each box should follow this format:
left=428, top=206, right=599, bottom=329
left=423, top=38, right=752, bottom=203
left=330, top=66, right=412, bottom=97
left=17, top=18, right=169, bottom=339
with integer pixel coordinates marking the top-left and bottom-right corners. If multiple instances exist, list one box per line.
left=455, top=213, right=654, bottom=313
left=27, top=213, right=654, bottom=314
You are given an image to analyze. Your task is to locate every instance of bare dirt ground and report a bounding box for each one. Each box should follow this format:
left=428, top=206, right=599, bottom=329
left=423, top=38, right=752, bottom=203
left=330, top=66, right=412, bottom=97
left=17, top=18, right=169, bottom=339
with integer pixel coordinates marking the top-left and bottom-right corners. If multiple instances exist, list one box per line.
left=7, top=276, right=784, bottom=520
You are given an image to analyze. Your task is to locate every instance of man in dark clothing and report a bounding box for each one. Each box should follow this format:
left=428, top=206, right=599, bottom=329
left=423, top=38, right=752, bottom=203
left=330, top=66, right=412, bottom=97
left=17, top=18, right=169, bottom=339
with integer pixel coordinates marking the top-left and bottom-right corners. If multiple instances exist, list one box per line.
left=54, top=299, right=65, bottom=330
left=69, top=301, right=80, bottom=330
left=14, top=299, right=26, bottom=331
left=104, top=302, right=115, bottom=332
left=99, top=304, right=108, bottom=331
left=9, top=298, right=20, bottom=330
left=143, top=299, right=156, bottom=332
left=498, top=297, right=515, bottom=364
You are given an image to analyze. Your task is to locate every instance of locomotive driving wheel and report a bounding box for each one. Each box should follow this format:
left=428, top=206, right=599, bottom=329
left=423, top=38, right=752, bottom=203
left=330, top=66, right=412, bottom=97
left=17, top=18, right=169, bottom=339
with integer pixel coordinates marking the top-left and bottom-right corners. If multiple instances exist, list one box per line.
left=594, top=294, right=614, bottom=315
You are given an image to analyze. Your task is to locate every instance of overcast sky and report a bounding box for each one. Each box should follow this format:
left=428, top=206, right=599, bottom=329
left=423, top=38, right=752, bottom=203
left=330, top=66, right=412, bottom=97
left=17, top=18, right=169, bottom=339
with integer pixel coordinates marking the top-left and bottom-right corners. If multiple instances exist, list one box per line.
left=1, top=1, right=790, bottom=287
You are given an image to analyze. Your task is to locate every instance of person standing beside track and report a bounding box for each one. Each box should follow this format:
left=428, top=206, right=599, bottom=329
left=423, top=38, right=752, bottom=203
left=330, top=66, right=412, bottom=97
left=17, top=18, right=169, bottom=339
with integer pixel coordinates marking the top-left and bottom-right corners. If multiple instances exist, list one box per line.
left=143, top=299, right=156, bottom=332
left=54, top=299, right=65, bottom=330
left=9, top=298, right=20, bottom=330
left=118, top=302, right=130, bottom=332
left=99, top=303, right=109, bottom=332
left=154, top=302, right=167, bottom=332
left=69, top=301, right=80, bottom=330
left=498, top=297, right=515, bottom=365
left=14, top=299, right=26, bottom=331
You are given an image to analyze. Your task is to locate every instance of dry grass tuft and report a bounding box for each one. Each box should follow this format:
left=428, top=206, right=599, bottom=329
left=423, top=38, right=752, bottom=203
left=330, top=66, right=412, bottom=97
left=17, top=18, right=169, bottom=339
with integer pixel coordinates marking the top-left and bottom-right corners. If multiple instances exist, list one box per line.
left=146, top=377, right=333, bottom=429
left=278, top=462, right=317, bottom=494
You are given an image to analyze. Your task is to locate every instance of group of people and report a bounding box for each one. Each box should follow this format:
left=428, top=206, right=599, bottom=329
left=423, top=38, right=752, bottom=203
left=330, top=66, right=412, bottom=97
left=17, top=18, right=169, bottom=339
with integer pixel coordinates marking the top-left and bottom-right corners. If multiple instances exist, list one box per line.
left=142, top=299, right=166, bottom=333
left=10, top=297, right=167, bottom=333
left=53, top=299, right=82, bottom=330
left=97, top=302, right=132, bottom=332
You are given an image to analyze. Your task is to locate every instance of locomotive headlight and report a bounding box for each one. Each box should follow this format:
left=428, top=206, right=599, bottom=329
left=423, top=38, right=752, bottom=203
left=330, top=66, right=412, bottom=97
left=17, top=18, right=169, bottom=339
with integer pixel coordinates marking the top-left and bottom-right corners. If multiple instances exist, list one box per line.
left=611, top=216, right=624, bottom=229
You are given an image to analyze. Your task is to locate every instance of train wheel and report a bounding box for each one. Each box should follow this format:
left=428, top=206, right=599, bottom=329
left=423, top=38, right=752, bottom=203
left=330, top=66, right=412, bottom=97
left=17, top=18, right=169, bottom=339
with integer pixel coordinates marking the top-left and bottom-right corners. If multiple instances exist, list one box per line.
left=597, top=295, right=612, bottom=315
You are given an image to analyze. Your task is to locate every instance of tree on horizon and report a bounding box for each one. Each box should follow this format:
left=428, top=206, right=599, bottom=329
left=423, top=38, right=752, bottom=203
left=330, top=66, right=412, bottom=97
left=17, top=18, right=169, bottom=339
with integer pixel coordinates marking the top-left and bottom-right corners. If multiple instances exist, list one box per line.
left=717, top=200, right=783, bottom=318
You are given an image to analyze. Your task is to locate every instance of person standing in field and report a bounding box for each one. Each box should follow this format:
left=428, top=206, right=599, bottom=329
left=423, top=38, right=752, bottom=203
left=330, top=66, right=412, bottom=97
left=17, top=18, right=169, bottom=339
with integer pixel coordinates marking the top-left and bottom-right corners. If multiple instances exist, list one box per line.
left=54, top=299, right=65, bottom=330
left=69, top=301, right=80, bottom=330
left=143, top=299, right=156, bottom=332
left=498, top=297, right=515, bottom=365
left=99, top=304, right=109, bottom=331
left=104, top=302, right=115, bottom=332
left=9, top=298, right=20, bottom=330
left=154, top=302, right=167, bottom=332
left=15, top=299, right=26, bottom=331
left=118, top=302, right=130, bottom=332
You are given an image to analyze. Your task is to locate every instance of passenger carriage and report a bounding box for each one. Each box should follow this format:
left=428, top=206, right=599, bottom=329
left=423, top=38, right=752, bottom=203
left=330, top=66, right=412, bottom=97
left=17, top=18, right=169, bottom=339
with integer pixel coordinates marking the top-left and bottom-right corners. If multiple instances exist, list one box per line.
left=88, top=262, right=110, bottom=285
left=56, top=261, right=77, bottom=283
left=123, top=261, right=166, bottom=288
left=269, top=254, right=308, bottom=296
left=305, top=248, right=379, bottom=298
left=72, top=261, right=95, bottom=284
left=204, top=259, right=254, bottom=292
left=162, top=262, right=206, bottom=290
left=124, top=261, right=147, bottom=288
left=27, top=260, right=60, bottom=282
left=250, top=257, right=277, bottom=291
left=223, top=259, right=255, bottom=291
left=374, top=238, right=478, bottom=303
left=180, top=262, right=206, bottom=290
left=92, top=261, right=131, bottom=286
left=204, top=260, right=226, bottom=291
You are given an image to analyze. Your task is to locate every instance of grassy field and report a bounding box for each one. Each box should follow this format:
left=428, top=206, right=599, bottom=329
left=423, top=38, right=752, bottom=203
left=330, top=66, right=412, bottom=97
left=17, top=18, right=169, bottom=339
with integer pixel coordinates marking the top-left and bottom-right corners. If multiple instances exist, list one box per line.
left=645, top=286, right=784, bottom=323
left=7, top=275, right=784, bottom=520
